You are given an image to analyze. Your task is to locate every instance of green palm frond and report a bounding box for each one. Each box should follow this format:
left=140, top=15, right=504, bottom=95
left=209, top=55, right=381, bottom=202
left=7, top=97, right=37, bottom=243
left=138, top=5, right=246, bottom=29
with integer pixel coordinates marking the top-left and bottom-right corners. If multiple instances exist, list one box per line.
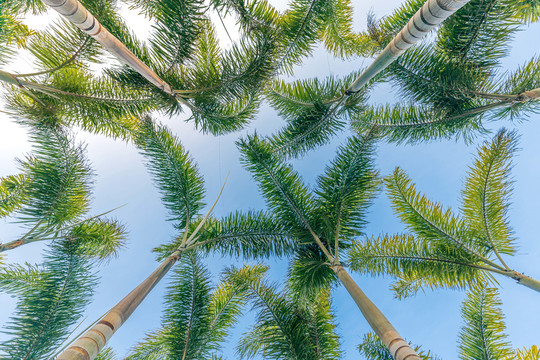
left=385, top=168, right=483, bottom=256
left=276, top=0, right=333, bottom=73
left=287, top=245, right=336, bottom=299
left=513, top=345, right=540, bottom=360
left=300, top=289, right=341, bottom=360
left=265, top=73, right=366, bottom=158
left=364, top=0, right=425, bottom=52
left=358, top=332, right=440, bottom=360
left=15, top=124, right=92, bottom=231
left=510, top=0, right=540, bottom=23
left=162, top=254, right=213, bottom=358
left=25, top=20, right=100, bottom=75
left=494, top=58, right=540, bottom=121
left=126, top=330, right=170, bottom=360
left=195, top=211, right=298, bottom=258
left=461, top=129, right=517, bottom=257
left=318, top=0, right=372, bottom=58
left=351, top=104, right=488, bottom=144
left=0, top=10, right=32, bottom=64
left=67, top=218, right=126, bottom=260
left=136, top=117, right=205, bottom=230
left=95, top=347, right=117, bottom=360
left=238, top=134, right=315, bottom=232
left=360, top=130, right=540, bottom=296
left=129, top=0, right=205, bottom=69
left=314, top=134, right=379, bottom=240
left=390, top=45, right=487, bottom=109
left=234, top=266, right=338, bottom=360
left=153, top=211, right=298, bottom=260
left=128, top=256, right=258, bottom=359
left=0, top=173, right=29, bottom=218
left=210, top=0, right=281, bottom=34
left=437, top=0, right=519, bottom=67
left=0, top=241, right=96, bottom=360
left=348, top=234, right=492, bottom=299
left=458, top=286, right=513, bottom=360
left=0, top=263, right=43, bottom=295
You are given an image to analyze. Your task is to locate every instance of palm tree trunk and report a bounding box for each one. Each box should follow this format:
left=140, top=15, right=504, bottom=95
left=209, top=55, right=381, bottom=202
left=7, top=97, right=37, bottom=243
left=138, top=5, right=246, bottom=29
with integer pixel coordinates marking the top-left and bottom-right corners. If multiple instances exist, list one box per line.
left=56, top=251, right=180, bottom=360
left=347, top=0, right=471, bottom=94
left=509, top=271, right=540, bottom=293
left=332, top=265, right=421, bottom=360
left=41, top=0, right=175, bottom=97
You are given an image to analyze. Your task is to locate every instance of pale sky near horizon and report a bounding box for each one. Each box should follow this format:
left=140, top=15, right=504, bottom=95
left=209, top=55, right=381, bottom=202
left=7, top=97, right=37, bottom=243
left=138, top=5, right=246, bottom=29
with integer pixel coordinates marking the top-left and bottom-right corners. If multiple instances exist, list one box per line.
left=1, top=1, right=540, bottom=359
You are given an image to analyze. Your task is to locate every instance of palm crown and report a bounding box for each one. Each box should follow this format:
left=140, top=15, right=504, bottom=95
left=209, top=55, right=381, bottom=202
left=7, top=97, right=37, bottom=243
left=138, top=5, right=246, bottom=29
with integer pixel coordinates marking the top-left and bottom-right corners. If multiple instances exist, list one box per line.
left=348, top=129, right=540, bottom=298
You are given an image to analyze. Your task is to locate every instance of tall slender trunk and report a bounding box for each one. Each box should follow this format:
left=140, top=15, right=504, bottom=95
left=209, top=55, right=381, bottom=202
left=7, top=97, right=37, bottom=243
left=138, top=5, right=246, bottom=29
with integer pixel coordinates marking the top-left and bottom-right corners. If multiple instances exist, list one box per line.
left=508, top=271, right=540, bottom=293
left=332, top=265, right=421, bottom=360
left=56, top=251, right=180, bottom=360
left=347, top=0, right=471, bottom=93
left=41, top=0, right=175, bottom=97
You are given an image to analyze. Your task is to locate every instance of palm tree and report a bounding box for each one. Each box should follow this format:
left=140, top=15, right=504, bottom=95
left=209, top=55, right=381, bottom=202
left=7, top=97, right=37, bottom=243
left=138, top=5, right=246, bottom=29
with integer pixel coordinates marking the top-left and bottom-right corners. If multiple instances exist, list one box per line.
left=0, top=122, right=125, bottom=259
left=260, top=0, right=540, bottom=157
left=358, top=285, right=539, bottom=359
left=348, top=129, right=540, bottom=298
left=55, top=118, right=296, bottom=360
left=0, top=218, right=124, bottom=360
left=352, top=0, right=540, bottom=143
left=125, top=255, right=262, bottom=360
left=230, top=264, right=342, bottom=360
left=237, top=132, right=422, bottom=359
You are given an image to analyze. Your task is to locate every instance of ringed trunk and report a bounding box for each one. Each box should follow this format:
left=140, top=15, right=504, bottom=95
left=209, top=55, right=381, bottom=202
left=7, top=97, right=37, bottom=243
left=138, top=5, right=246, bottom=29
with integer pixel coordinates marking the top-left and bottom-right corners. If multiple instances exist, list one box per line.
left=332, top=265, right=421, bottom=360
left=347, top=0, right=471, bottom=93
left=41, top=0, right=175, bottom=97
left=56, top=251, right=180, bottom=360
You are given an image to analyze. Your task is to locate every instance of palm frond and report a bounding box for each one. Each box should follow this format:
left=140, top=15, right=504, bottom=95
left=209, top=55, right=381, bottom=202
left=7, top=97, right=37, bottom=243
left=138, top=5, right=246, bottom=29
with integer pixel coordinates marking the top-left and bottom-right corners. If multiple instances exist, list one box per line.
left=0, top=173, right=29, bottom=218
left=348, top=234, right=492, bottom=299
left=385, top=168, right=484, bottom=256
left=238, top=134, right=314, bottom=233
left=314, top=134, right=379, bottom=241
left=234, top=266, right=321, bottom=360
left=352, top=103, right=487, bottom=144
left=130, top=0, right=205, bottom=69
left=0, top=242, right=96, bottom=360
left=319, top=0, right=373, bottom=58
left=0, top=263, right=43, bottom=295
left=461, top=129, right=517, bottom=257
left=67, top=218, right=127, bottom=260
left=287, top=245, right=336, bottom=299
left=513, top=345, right=540, bottom=360
left=458, top=286, right=513, bottom=360
left=136, top=117, right=205, bottom=230
left=265, top=73, right=366, bottom=158
left=15, top=124, right=92, bottom=231
left=437, top=0, right=519, bottom=68
left=494, top=58, right=540, bottom=121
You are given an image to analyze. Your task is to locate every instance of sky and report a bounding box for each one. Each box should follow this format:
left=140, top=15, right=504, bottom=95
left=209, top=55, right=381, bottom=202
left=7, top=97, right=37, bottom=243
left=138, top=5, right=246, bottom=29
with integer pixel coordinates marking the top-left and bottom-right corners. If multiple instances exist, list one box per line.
left=1, top=0, right=540, bottom=359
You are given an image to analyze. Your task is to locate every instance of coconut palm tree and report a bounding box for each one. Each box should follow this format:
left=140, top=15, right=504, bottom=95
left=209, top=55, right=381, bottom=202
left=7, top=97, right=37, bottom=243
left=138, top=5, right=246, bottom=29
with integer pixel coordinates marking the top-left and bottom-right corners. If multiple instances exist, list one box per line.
left=358, top=285, right=539, bottom=360
left=55, top=118, right=296, bottom=360
left=348, top=129, right=540, bottom=298
left=237, top=131, right=422, bottom=359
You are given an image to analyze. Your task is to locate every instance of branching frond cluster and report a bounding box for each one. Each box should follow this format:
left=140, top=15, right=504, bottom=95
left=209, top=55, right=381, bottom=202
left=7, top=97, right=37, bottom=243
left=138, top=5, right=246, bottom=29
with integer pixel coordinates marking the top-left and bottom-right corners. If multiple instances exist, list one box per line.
left=348, top=130, right=525, bottom=298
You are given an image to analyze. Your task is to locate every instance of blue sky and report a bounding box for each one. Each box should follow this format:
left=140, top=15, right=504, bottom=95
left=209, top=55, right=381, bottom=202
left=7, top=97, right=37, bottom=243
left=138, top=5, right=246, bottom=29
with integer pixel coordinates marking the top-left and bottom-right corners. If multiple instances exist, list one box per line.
left=1, top=1, right=539, bottom=359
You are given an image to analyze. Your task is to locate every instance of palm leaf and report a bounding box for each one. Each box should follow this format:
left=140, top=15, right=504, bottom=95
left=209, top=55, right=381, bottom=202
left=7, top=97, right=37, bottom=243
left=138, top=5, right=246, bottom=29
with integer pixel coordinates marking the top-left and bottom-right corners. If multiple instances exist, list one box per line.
left=136, top=117, right=205, bottom=230
left=458, top=286, right=513, bottom=360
